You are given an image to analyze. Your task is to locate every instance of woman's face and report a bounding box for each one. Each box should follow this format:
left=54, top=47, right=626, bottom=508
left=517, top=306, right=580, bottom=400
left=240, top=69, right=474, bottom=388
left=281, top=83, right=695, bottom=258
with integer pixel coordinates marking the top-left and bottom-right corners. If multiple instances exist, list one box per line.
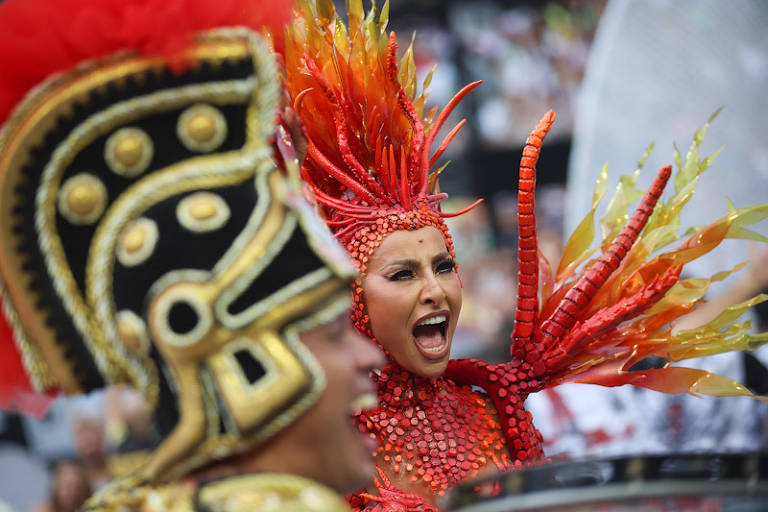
left=363, top=226, right=462, bottom=378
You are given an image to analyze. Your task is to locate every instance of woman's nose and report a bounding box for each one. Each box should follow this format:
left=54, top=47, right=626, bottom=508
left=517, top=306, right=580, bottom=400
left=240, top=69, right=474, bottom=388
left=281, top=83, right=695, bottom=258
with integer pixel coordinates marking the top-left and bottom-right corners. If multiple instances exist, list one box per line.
left=419, top=273, right=446, bottom=305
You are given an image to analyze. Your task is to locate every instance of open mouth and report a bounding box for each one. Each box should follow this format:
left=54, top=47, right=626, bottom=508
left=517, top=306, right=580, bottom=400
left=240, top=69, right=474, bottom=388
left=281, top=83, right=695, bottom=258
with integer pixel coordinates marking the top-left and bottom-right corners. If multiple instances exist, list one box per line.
left=349, top=393, right=378, bottom=452
left=412, top=313, right=449, bottom=359
left=349, top=392, right=378, bottom=416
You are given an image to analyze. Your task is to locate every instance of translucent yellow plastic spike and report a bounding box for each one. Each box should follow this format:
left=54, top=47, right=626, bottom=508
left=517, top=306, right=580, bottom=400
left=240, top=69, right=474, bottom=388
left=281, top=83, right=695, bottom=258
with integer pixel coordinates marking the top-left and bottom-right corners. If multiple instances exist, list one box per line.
left=645, top=261, right=749, bottom=316
left=599, top=143, right=650, bottom=249
left=557, top=163, right=608, bottom=281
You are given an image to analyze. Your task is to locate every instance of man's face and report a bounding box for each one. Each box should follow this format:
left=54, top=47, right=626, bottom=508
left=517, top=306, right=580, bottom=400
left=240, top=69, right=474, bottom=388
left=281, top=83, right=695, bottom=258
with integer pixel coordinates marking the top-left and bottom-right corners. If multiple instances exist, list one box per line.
left=295, top=313, right=383, bottom=493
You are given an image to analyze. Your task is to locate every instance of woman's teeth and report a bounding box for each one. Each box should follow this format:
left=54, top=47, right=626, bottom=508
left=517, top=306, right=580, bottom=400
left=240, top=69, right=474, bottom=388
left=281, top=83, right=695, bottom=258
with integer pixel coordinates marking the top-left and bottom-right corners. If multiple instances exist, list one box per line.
left=417, top=314, right=447, bottom=326
left=349, top=392, right=378, bottom=415
left=420, top=341, right=447, bottom=353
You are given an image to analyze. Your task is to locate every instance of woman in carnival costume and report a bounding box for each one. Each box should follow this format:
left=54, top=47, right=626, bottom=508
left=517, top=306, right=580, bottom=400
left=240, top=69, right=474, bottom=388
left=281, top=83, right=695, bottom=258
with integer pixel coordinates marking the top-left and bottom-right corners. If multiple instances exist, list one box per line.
left=283, top=0, right=768, bottom=509
left=0, top=0, right=385, bottom=510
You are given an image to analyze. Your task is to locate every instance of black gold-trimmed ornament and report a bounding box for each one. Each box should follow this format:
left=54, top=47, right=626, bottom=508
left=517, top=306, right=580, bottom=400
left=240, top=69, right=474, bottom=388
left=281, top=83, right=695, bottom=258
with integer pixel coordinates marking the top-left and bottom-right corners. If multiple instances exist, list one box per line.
left=0, top=25, right=356, bottom=496
left=177, top=103, right=228, bottom=153
left=116, top=217, right=159, bottom=267
left=105, top=127, right=154, bottom=177
left=176, top=191, right=231, bottom=233
left=57, top=173, right=108, bottom=225
left=116, top=309, right=150, bottom=357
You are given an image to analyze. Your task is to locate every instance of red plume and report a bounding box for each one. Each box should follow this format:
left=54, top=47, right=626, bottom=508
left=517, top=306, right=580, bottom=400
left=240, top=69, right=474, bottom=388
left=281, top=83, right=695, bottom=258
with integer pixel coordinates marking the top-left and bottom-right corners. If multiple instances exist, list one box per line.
left=0, top=0, right=296, bottom=126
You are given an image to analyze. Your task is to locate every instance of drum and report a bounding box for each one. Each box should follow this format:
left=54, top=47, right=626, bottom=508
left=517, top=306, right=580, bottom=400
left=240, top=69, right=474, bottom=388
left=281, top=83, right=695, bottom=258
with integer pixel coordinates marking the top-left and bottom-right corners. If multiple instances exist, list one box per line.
left=443, top=453, right=768, bottom=512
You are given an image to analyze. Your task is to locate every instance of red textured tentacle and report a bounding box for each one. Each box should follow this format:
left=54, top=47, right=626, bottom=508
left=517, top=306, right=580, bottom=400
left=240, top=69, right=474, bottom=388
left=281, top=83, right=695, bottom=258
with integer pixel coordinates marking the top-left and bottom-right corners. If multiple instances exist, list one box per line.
left=422, top=80, right=482, bottom=179
left=535, top=164, right=673, bottom=350
left=511, top=110, right=555, bottom=363
left=333, top=110, right=389, bottom=204
left=387, top=32, right=426, bottom=194
left=303, top=54, right=338, bottom=107
left=428, top=118, right=467, bottom=171
left=543, top=264, right=683, bottom=372
left=444, top=358, right=545, bottom=465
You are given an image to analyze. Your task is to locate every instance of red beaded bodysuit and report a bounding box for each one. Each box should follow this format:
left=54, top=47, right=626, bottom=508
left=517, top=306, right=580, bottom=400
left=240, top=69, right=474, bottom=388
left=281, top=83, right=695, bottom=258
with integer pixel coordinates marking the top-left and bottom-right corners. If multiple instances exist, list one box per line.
left=285, top=1, right=768, bottom=510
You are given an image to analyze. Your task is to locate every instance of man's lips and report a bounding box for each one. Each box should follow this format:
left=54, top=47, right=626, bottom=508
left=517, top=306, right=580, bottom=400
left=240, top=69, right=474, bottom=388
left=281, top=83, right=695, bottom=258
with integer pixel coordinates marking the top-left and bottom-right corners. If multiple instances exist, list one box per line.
left=349, top=392, right=378, bottom=416
left=349, top=391, right=379, bottom=453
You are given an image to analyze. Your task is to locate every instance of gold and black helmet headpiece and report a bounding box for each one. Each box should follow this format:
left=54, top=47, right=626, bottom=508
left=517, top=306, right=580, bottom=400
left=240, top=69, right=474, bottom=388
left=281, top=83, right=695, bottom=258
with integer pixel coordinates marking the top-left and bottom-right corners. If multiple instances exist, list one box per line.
left=0, top=0, right=356, bottom=484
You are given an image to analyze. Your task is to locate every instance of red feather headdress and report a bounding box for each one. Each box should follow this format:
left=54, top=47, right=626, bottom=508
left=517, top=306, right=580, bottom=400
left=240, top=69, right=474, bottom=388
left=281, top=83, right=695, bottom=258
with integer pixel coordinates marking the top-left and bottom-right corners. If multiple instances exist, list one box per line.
left=284, top=0, right=482, bottom=334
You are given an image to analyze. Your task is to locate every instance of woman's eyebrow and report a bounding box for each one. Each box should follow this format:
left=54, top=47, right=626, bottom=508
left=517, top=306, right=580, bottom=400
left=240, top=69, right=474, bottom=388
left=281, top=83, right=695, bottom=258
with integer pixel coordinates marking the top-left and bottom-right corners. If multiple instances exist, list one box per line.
left=431, top=252, right=452, bottom=265
left=382, top=258, right=419, bottom=270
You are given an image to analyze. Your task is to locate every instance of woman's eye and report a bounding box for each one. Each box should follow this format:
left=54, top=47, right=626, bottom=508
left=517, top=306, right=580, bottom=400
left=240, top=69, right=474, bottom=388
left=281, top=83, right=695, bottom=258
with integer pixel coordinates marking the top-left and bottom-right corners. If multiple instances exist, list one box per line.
left=436, top=260, right=456, bottom=274
left=389, top=269, right=414, bottom=281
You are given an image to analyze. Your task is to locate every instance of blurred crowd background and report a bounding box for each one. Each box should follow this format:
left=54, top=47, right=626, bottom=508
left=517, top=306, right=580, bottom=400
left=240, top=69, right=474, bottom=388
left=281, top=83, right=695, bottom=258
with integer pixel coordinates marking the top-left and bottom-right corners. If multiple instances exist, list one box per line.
left=2, top=0, right=768, bottom=510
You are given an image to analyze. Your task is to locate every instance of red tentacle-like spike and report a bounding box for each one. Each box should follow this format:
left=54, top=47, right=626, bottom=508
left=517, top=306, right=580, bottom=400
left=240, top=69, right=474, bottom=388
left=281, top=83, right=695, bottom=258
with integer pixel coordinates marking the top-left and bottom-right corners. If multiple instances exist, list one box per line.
left=333, top=111, right=389, bottom=202
left=367, top=104, right=379, bottom=142
left=293, top=87, right=313, bottom=112
left=388, top=145, right=399, bottom=199
left=535, top=164, right=673, bottom=349
left=387, top=32, right=426, bottom=192
left=306, top=142, right=379, bottom=204
left=336, top=221, right=372, bottom=245
left=543, top=264, right=683, bottom=372
left=427, top=192, right=449, bottom=203
left=314, top=194, right=375, bottom=215
left=440, top=198, right=484, bottom=218
left=313, top=189, right=377, bottom=215
left=421, top=81, right=482, bottom=183
left=386, top=32, right=398, bottom=87
left=303, top=54, right=338, bottom=106
left=378, top=140, right=392, bottom=196
left=428, top=118, right=467, bottom=170
left=511, top=110, right=555, bottom=361
left=400, top=145, right=411, bottom=210
left=325, top=217, right=356, bottom=227
left=374, top=133, right=383, bottom=172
